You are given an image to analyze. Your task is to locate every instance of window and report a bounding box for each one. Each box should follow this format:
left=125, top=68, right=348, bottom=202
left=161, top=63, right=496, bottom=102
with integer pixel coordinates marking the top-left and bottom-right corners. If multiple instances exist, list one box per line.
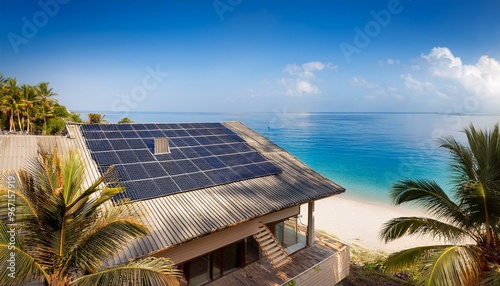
left=188, top=255, right=210, bottom=286
left=275, top=216, right=306, bottom=252
left=245, top=236, right=259, bottom=264
left=184, top=237, right=259, bottom=285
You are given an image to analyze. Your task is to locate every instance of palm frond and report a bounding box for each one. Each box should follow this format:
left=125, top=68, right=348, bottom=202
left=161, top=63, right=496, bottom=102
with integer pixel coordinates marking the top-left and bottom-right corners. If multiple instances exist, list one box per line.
left=420, top=245, right=481, bottom=286
left=390, top=179, right=473, bottom=231
left=482, top=265, right=500, bottom=286
left=383, top=245, right=446, bottom=273
left=380, top=216, right=467, bottom=243
left=71, top=257, right=182, bottom=286
left=0, top=244, right=49, bottom=285
left=64, top=206, right=149, bottom=273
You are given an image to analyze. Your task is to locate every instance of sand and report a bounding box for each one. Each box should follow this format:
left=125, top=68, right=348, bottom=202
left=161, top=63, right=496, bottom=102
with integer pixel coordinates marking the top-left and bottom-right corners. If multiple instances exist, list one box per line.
left=300, top=194, right=444, bottom=254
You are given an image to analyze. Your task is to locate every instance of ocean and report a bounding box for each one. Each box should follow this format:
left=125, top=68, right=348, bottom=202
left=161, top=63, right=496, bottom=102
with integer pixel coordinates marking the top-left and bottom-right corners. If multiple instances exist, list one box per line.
left=84, top=111, right=500, bottom=204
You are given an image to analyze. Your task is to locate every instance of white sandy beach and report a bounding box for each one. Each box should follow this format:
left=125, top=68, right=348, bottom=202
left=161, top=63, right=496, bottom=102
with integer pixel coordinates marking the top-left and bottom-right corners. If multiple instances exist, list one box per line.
left=301, top=194, right=444, bottom=254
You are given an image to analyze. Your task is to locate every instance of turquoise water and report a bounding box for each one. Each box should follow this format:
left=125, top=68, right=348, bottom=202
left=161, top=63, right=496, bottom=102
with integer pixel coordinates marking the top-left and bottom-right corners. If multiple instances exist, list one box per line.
left=84, top=111, right=500, bottom=203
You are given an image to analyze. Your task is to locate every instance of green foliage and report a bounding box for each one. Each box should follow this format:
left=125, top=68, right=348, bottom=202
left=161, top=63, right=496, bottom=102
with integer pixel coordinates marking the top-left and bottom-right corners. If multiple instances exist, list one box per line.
left=118, top=117, right=133, bottom=124
left=0, top=74, right=80, bottom=135
left=88, top=113, right=105, bottom=124
left=0, top=148, right=182, bottom=285
left=381, top=124, right=500, bottom=286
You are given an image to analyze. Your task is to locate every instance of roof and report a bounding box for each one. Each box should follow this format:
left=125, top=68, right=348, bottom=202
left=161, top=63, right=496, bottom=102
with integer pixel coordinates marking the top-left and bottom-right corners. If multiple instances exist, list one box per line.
left=0, top=121, right=345, bottom=264
left=79, top=122, right=283, bottom=201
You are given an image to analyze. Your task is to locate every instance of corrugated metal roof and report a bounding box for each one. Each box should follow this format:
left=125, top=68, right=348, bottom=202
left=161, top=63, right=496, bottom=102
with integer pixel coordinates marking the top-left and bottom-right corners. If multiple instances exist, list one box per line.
left=0, top=122, right=345, bottom=265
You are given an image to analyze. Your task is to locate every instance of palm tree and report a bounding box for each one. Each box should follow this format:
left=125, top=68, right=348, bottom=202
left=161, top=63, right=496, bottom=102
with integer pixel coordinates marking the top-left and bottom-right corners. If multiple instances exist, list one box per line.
left=20, top=84, right=38, bottom=134
left=0, top=148, right=181, bottom=285
left=35, top=82, right=57, bottom=134
left=88, top=113, right=105, bottom=124
left=380, top=124, right=500, bottom=286
left=3, top=78, right=20, bottom=133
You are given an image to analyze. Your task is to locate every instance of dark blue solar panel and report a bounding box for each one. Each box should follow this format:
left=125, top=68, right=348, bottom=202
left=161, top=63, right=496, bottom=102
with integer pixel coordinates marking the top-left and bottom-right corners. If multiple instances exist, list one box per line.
left=117, top=124, right=134, bottom=130
left=173, top=174, right=198, bottom=191
left=231, top=143, right=253, bottom=153
left=231, top=166, right=255, bottom=180
left=160, top=161, right=184, bottom=175
left=205, top=156, right=226, bottom=168
left=143, top=162, right=167, bottom=177
left=197, top=129, right=212, bottom=136
left=131, top=124, right=147, bottom=130
left=190, top=158, right=212, bottom=171
left=182, top=137, right=199, bottom=146
left=109, top=139, right=130, bottom=150
left=186, top=129, right=202, bottom=136
left=150, top=130, right=166, bottom=137
left=192, top=146, right=211, bottom=157
left=84, top=131, right=105, bottom=140
left=123, top=164, right=148, bottom=180
left=189, top=172, right=214, bottom=189
left=100, top=124, right=118, bottom=131
left=127, top=139, right=147, bottom=149
left=171, top=138, right=188, bottom=147
left=258, top=162, right=282, bottom=174
left=169, top=149, right=186, bottom=160
left=208, top=136, right=224, bottom=144
left=81, top=122, right=282, bottom=201
left=121, top=131, right=139, bottom=138
left=87, top=140, right=112, bottom=152
left=180, top=147, right=197, bottom=158
left=154, top=177, right=180, bottom=193
left=244, top=152, right=267, bottom=163
left=84, top=124, right=101, bottom=131
left=142, top=139, right=154, bottom=150
left=194, top=136, right=211, bottom=145
left=93, top=152, right=120, bottom=166
left=175, top=160, right=199, bottom=173
left=137, top=130, right=153, bottom=138
left=134, top=149, right=155, bottom=162
left=116, top=150, right=139, bottom=164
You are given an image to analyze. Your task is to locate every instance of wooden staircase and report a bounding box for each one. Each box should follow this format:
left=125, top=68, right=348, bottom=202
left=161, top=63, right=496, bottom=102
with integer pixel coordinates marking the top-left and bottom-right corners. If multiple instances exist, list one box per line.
left=253, top=224, right=292, bottom=269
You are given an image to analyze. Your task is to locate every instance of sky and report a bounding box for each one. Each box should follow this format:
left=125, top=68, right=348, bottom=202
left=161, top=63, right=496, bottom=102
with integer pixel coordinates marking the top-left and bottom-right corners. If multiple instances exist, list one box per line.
left=1, top=0, right=500, bottom=114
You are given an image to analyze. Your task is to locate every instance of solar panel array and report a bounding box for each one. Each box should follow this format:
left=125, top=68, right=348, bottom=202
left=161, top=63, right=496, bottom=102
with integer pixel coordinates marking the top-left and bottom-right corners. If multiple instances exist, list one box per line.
left=80, top=123, right=282, bottom=201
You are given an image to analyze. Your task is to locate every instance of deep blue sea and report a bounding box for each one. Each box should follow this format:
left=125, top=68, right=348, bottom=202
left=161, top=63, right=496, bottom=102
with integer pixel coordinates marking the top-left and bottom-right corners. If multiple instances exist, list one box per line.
left=82, top=111, right=500, bottom=204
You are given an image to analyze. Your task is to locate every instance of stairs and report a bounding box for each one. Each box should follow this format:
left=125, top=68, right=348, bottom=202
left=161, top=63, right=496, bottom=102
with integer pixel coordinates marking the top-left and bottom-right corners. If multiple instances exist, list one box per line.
left=253, top=224, right=292, bottom=269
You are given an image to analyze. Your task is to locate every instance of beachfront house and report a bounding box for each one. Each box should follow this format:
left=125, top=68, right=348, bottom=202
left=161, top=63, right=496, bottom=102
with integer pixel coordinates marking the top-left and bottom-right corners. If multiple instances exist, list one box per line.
left=0, top=121, right=349, bottom=285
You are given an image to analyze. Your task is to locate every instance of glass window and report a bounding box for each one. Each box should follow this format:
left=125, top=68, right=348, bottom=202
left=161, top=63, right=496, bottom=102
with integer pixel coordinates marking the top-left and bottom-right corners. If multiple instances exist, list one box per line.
left=245, top=236, right=259, bottom=264
left=223, top=243, right=239, bottom=273
left=188, top=255, right=210, bottom=286
left=212, top=250, right=221, bottom=279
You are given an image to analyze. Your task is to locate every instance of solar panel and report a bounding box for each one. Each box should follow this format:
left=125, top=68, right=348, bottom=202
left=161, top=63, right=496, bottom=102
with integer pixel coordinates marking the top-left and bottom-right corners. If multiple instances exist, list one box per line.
left=109, top=139, right=130, bottom=150
left=80, top=123, right=282, bottom=201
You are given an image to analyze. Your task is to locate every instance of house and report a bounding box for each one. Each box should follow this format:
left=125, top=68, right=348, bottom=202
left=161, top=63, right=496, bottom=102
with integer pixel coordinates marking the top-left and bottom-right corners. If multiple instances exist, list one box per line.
left=0, top=121, right=349, bottom=285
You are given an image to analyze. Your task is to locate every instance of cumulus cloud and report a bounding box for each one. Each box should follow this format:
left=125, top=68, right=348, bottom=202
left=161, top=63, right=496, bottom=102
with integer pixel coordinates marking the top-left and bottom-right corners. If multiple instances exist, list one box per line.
left=280, top=61, right=336, bottom=96
left=421, top=47, right=500, bottom=99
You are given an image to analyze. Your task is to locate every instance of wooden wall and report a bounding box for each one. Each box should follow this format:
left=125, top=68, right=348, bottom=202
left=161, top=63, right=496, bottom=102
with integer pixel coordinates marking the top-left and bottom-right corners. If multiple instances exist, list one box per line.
left=153, top=206, right=300, bottom=264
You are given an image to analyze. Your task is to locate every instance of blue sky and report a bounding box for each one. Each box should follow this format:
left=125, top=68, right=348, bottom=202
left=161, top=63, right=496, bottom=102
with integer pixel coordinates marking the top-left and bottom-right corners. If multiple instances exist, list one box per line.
left=1, top=0, right=500, bottom=114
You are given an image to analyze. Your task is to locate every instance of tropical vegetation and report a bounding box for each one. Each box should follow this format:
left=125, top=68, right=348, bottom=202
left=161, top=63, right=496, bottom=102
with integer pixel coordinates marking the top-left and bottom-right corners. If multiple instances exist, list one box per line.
left=0, top=148, right=181, bottom=285
left=0, top=74, right=82, bottom=135
left=380, top=124, right=500, bottom=286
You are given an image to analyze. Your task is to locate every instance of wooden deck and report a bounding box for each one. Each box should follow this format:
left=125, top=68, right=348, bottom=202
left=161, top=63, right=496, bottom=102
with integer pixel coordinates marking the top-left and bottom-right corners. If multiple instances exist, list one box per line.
left=208, top=231, right=349, bottom=286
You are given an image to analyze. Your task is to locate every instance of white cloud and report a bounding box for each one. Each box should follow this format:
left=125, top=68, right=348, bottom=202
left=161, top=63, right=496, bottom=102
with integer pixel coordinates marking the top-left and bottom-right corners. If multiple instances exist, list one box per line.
left=386, top=58, right=400, bottom=65
left=421, top=47, right=500, bottom=99
left=280, top=61, right=335, bottom=96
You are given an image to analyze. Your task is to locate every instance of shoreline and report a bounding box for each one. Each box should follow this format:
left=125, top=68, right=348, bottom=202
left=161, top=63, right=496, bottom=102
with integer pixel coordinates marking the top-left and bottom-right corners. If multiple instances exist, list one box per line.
left=301, top=193, right=444, bottom=254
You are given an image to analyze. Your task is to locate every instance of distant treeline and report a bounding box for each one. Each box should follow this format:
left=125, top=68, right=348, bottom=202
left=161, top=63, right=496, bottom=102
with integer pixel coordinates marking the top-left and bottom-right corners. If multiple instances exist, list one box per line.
left=0, top=73, right=82, bottom=135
